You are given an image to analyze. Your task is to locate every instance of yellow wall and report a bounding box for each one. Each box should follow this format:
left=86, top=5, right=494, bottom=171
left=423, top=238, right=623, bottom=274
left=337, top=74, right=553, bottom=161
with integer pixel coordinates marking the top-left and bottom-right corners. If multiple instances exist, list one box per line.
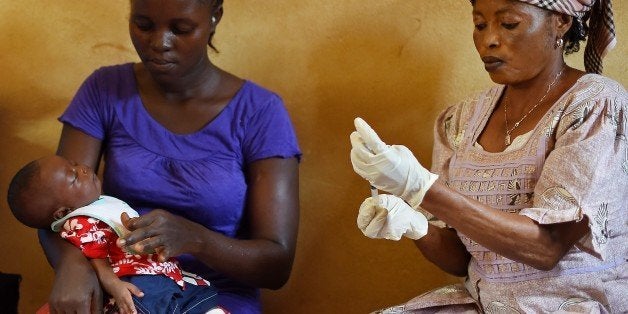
left=1, top=1, right=625, bottom=313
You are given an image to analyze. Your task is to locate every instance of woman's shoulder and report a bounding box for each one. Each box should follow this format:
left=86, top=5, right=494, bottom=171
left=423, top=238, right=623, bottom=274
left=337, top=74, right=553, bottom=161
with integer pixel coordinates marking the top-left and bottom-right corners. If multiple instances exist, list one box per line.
left=434, top=86, right=501, bottom=149
left=237, top=80, right=283, bottom=105
left=560, top=74, right=626, bottom=113
left=556, top=74, right=627, bottom=135
left=564, top=74, right=627, bottom=109
left=442, top=85, right=501, bottom=114
left=78, top=63, right=136, bottom=95
left=89, top=62, right=135, bottom=79
left=60, top=63, right=136, bottom=132
left=231, top=80, right=288, bottom=117
left=436, top=86, right=501, bottom=129
left=574, top=73, right=626, bottom=92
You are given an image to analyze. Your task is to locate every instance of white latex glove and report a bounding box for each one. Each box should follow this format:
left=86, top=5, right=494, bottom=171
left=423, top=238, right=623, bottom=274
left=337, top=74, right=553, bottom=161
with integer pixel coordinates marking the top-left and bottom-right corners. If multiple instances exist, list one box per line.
left=357, top=194, right=428, bottom=240
left=350, top=117, right=439, bottom=208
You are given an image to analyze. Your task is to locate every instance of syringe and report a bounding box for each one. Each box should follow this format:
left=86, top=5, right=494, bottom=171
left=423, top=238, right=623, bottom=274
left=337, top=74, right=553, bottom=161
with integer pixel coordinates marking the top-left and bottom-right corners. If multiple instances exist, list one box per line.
left=370, top=185, right=378, bottom=202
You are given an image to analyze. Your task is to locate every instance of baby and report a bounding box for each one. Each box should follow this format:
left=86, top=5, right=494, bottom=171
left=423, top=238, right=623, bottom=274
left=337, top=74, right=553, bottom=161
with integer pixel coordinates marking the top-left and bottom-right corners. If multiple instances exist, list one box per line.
left=7, top=155, right=224, bottom=314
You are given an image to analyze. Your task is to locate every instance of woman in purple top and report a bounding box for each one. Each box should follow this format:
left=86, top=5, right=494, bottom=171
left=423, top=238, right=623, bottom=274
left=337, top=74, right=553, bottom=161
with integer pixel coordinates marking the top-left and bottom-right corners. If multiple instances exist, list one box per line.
left=38, top=1, right=301, bottom=313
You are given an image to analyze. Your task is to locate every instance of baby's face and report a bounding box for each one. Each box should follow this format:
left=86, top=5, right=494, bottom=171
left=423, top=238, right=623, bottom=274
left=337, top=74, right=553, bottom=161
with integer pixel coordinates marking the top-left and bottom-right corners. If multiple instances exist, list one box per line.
left=37, top=156, right=102, bottom=217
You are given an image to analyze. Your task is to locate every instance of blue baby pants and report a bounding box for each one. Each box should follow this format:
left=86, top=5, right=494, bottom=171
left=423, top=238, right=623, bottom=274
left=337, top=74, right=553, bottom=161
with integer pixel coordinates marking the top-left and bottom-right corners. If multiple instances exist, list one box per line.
left=120, top=275, right=218, bottom=314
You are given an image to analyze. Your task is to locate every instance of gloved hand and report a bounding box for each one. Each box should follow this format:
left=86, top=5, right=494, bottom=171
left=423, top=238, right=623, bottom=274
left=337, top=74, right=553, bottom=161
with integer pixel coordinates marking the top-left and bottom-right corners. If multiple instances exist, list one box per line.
left=357, top=194, right=428, bottom=240
left=350, top=117, right=439, bottom=208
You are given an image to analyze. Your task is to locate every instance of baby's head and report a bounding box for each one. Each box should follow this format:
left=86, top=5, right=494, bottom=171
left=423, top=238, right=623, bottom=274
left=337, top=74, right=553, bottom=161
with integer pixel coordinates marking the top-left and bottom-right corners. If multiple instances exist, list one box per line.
left=7, top=155, right=102, bottom=229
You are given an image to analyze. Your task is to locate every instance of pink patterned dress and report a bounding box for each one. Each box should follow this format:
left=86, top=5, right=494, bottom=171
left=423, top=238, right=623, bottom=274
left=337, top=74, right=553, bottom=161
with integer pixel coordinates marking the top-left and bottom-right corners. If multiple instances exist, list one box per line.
left=379, top=74, right=627, bottom=313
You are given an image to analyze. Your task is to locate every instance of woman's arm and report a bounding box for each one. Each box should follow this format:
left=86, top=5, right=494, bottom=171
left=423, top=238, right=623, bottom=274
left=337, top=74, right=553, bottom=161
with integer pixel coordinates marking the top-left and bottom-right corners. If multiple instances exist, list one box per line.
left=212, top=157, right=299, bottom=288
left=39, top=229, right=104, bottom=314
left=421, top=183, right=589, bottom=270
left=413, top=226, right=471, bottom=277
left=56, top=124, right=103, bottom=169
left=120, top=157, right=300, bottom=289
left=351, top=113, right=593, bottom=272
left=418, top=83, right=626, bottom=271
left=39, top=124, right=105, bottom=313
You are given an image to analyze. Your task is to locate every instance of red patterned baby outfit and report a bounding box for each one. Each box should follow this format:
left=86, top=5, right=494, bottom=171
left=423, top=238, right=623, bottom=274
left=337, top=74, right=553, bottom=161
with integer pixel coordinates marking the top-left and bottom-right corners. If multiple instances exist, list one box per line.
left=60, top=216, right=209, bottom=288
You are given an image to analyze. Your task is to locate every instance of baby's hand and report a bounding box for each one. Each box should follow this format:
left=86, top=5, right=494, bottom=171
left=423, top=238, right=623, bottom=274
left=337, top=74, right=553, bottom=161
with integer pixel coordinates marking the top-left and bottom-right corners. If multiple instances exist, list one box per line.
left=109, top=281, right=143, bottom=314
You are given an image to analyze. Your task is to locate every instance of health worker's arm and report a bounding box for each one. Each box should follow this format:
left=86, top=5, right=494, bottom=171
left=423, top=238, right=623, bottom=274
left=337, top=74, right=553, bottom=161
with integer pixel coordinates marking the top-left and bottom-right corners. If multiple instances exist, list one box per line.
left=413, top=226, right=471, bottom=277
left=417, top=91, right=624, bottom=271
left=420, top=183, right=589, bottom=271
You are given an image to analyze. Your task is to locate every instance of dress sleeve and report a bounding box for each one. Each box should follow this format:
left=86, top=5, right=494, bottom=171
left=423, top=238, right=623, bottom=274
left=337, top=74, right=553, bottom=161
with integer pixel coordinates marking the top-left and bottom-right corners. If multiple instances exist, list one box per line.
left=431, top=102, right=470, bottom=181
left=60, top=216, right=116, bottom=260
left=426, top=100, right=474, bottom=228
left=242, top=94, right=301, bottom=163
left=520, top=78, right=628, bottom=260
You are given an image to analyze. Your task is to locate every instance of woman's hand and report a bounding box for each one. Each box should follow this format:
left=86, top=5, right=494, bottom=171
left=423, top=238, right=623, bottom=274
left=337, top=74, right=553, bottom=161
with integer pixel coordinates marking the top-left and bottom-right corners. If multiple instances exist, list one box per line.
left=350, top=117, right=439, bottom=208
left=357, top=194, right=428, bottom=240
left=118, top=211, right=201, bottom=261
left=48, top=252, right=103, bottom=314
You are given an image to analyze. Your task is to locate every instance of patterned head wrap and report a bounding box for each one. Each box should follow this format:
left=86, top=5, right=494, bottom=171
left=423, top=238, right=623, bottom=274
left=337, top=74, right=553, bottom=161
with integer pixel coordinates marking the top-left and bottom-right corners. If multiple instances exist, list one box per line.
left=474, top=0, right=616, bottom=73
left=517, top=0, right=616, bottom=73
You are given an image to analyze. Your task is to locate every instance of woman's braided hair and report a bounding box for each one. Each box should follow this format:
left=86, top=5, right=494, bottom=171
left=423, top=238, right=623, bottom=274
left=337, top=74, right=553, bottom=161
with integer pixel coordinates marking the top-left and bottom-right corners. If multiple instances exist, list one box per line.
left=563, top=15, right=587, bottom=54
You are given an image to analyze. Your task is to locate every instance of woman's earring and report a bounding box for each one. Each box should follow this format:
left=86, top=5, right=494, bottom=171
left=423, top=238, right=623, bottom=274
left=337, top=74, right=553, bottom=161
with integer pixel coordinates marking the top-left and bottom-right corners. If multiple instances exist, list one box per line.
left=211, top=17, right=217, bottom=24
left=556, top=38, right=564, bottom=48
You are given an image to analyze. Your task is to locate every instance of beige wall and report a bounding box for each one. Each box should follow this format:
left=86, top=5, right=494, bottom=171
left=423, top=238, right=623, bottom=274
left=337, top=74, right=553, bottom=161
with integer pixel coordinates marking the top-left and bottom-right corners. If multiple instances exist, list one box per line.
left=1, top=1, right=625, bottom=313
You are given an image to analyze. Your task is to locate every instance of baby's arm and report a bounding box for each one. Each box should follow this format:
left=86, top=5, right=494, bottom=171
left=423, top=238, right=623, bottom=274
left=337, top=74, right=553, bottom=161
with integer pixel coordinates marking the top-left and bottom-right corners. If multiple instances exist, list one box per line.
left=59, top=216, right=142, bottom=313
left=90, top=259, right=143, bottom=314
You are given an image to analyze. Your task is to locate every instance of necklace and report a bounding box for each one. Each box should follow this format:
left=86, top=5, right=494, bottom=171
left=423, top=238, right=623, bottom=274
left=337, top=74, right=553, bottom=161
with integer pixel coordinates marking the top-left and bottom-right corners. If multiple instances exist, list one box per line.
left=503, top=68, right=564, bottom=146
